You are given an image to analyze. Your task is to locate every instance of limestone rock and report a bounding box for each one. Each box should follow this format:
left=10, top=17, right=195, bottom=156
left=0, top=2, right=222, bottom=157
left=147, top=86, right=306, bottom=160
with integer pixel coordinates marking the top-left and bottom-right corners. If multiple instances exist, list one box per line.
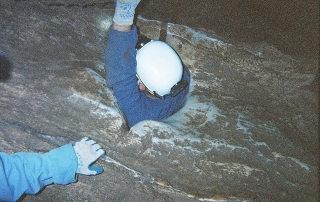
left=0, top=1, right=318, bottom=201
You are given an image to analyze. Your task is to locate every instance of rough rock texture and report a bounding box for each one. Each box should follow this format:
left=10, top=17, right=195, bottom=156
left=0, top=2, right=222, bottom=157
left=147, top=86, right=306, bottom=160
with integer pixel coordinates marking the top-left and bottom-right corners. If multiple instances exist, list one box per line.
left=137, top=0, right=319, bottom=59
left=0, top=1, right=318, bottom=201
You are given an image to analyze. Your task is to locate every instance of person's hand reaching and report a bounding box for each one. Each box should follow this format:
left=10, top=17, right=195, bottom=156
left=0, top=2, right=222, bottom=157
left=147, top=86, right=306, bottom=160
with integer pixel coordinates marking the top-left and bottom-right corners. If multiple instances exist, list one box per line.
left=73, top=137, right=105, bottom=175
left=113, top=0, right=142, bottom=25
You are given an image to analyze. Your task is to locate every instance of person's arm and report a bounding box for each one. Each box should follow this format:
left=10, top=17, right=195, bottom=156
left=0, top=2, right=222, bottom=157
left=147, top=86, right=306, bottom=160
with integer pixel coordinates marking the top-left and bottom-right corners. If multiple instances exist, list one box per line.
left=0, top=137, right=105, bottom=201
left=0, top=144, right=77, bottom=201
left=102, top=24, right=143, bottom=127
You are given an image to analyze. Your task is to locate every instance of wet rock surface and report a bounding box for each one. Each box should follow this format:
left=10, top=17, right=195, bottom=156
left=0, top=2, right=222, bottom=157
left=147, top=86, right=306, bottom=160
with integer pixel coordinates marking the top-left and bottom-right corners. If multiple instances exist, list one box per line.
left=0, top=1, right=318, bottom=201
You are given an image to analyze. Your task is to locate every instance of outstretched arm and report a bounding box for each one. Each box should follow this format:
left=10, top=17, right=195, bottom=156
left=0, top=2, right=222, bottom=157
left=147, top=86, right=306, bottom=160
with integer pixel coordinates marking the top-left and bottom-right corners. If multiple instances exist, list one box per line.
left=0, top=137, right=105, bottom=201
left=0, top=144, right=78, bottom=201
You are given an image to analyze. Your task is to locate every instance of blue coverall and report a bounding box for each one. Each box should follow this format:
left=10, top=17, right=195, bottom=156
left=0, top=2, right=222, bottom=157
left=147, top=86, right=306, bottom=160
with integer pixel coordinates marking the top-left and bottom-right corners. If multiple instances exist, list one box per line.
left=0, top=144, right=77, bottom=201
left=103, top=26, right=190, bottom=128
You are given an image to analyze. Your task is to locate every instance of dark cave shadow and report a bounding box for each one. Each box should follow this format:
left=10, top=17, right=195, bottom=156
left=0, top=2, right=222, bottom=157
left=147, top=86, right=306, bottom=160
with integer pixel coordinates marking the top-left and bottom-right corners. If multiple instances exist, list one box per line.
left=0, top=55, right=12, bottom=81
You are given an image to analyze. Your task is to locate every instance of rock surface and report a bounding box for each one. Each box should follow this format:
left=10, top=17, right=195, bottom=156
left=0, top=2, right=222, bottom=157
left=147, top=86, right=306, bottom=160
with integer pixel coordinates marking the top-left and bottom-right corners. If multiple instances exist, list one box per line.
left=137, top=0, right=319, bottom=59
left=0, top=1, right=318, bottom=201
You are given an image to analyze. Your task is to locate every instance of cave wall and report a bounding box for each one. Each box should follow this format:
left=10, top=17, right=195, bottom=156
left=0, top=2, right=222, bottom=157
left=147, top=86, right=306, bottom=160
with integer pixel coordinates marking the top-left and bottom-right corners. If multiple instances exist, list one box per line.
left=0, top=0, right=318, bottom=201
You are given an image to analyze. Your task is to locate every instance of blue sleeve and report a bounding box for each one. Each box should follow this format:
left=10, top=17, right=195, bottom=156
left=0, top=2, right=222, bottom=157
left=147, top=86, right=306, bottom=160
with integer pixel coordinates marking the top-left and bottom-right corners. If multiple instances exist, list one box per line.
left=0, top=144, right=77, bottom=201
left=102, top=26, right=190, bottom=128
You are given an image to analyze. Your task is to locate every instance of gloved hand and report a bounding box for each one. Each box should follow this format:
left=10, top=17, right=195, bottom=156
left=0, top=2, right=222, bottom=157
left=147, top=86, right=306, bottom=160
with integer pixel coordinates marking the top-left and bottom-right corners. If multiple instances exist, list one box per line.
left=113, top=0, right=142, bottom=25
left=72, top=137, right=105, bottom=175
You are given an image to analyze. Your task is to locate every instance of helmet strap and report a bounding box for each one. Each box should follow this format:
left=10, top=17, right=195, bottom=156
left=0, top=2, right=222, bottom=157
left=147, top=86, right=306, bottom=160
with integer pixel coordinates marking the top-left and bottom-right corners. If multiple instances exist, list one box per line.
left=170, top=80, right=188, bottom=97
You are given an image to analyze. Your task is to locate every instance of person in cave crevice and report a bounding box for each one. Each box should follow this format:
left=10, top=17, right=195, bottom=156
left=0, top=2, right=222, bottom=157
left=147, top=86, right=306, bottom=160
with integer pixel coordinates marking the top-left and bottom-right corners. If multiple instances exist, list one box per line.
left=0, top=137, right=105, bottom=201
left=102, top=0, right=190, bottom=128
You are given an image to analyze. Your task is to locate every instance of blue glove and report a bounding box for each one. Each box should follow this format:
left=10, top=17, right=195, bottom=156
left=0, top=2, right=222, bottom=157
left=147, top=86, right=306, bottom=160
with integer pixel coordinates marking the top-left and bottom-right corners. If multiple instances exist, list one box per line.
left=72, top=137, right=105, bottom=175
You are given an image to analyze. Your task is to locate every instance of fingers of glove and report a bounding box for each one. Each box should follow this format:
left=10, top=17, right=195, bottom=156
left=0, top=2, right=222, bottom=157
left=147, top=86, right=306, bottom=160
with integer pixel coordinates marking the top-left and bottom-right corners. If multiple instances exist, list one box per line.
left=87, top=143, right=105, bottom=161
left=74, top=138, right=105, bottom=159
left=86, top=142, right=104, bottom=156
left=80, top=137, right=89, bottom=143
left=90, top=147, right=105, bottom=161
left=95, top=147, right=105, bottom=158
left=85, top=139, right=96, bottom=146
left=116, top=0, right=141, bottom=10
left=91, top=143, right=102, bottom=151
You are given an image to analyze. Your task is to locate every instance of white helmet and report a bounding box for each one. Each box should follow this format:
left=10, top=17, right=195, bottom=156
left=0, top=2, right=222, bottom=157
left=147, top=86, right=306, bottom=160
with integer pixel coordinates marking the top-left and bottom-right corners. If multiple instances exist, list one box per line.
left=136, top=40, right=183, bottom=97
